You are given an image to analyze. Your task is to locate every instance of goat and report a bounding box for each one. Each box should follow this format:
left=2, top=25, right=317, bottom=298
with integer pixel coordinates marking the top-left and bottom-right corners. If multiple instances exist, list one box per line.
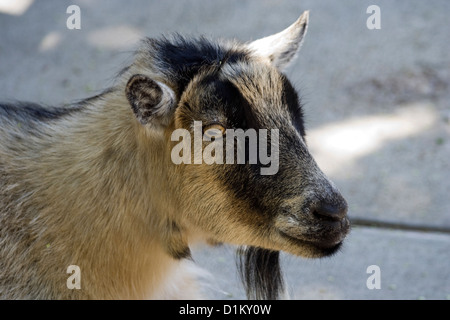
left=0, top=11, right=349, bottom=299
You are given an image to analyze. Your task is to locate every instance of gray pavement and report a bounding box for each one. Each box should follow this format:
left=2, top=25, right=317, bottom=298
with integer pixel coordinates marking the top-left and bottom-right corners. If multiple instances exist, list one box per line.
left=1, top=0, right=449, bottom=299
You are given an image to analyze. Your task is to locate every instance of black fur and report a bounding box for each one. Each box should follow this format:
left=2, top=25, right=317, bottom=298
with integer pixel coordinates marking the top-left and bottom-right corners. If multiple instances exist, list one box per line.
left=147, top=35, right=250, bottom=94
left=171, top=246, right=192, bottom=260
left=281, top=74, right=306, bottom=137
left=237, top=246, right=284, bottom=300
left=196, top=76, right=252, bottom=130
left=164, top=221, right=192, bottom=260
left=0, top=102, right=82, bottom=122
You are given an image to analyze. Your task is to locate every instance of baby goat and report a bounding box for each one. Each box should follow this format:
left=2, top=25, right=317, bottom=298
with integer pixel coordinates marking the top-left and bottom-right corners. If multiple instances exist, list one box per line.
left=0, top=11, right=349, bottom=299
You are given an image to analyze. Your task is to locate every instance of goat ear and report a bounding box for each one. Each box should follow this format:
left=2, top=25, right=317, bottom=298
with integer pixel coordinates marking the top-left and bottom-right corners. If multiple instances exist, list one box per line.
left=248, top=11, right=309, bottom=70
left=126, top=74, right=176, bottom=126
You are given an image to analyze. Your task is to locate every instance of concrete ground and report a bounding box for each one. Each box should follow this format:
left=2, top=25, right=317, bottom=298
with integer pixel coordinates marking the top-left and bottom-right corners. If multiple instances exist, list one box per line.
left=1, top=0, right=449, bottom=299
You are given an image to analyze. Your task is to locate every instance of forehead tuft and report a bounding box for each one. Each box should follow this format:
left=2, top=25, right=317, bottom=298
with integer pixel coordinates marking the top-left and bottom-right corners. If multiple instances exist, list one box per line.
left=140, top=35, right=251, bottom=94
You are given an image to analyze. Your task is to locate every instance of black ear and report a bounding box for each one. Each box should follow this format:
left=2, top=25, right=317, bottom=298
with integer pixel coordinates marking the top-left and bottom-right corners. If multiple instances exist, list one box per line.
left=125, top=74, right=176, bottom=126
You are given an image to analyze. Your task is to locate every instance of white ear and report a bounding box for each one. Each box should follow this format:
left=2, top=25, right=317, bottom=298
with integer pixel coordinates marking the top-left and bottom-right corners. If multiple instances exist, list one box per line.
left=248, top=11, right=309, bottom=70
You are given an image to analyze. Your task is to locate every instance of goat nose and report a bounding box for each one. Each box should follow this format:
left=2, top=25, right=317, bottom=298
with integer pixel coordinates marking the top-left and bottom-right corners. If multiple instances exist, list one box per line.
left=312, top=201, right=348, bottom=221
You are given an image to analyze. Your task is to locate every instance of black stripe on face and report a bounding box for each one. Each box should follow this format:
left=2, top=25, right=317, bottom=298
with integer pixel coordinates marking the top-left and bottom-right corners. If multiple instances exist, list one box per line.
left=189, top=73, right=255, bottom=131
left=210, top=78, right=252, bottom=130
left=200, top=77, right=287, bottom=216
left=280, top=74, right=305, bottom=138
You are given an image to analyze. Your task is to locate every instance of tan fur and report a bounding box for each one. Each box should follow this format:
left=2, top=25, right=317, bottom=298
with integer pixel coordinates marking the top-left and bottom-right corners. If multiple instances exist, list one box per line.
left=0, top=90, right=197, bottom=299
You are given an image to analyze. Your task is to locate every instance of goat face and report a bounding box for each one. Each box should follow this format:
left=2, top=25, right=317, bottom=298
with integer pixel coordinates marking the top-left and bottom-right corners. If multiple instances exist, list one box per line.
left=125, top=11, right=349, bottom=260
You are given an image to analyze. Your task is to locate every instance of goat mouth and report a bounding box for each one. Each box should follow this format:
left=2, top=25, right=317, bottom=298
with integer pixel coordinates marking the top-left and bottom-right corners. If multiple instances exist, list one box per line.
left=278, top=231, right=345, bottom=257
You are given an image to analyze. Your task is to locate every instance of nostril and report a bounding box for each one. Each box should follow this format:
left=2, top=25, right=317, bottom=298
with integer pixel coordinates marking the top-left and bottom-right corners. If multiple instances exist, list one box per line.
left=312, top=202, right=347, bottom=221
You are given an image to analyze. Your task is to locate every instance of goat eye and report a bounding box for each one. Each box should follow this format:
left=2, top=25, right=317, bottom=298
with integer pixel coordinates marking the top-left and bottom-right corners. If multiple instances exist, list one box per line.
left=203, top=123, right=226, bottom=138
